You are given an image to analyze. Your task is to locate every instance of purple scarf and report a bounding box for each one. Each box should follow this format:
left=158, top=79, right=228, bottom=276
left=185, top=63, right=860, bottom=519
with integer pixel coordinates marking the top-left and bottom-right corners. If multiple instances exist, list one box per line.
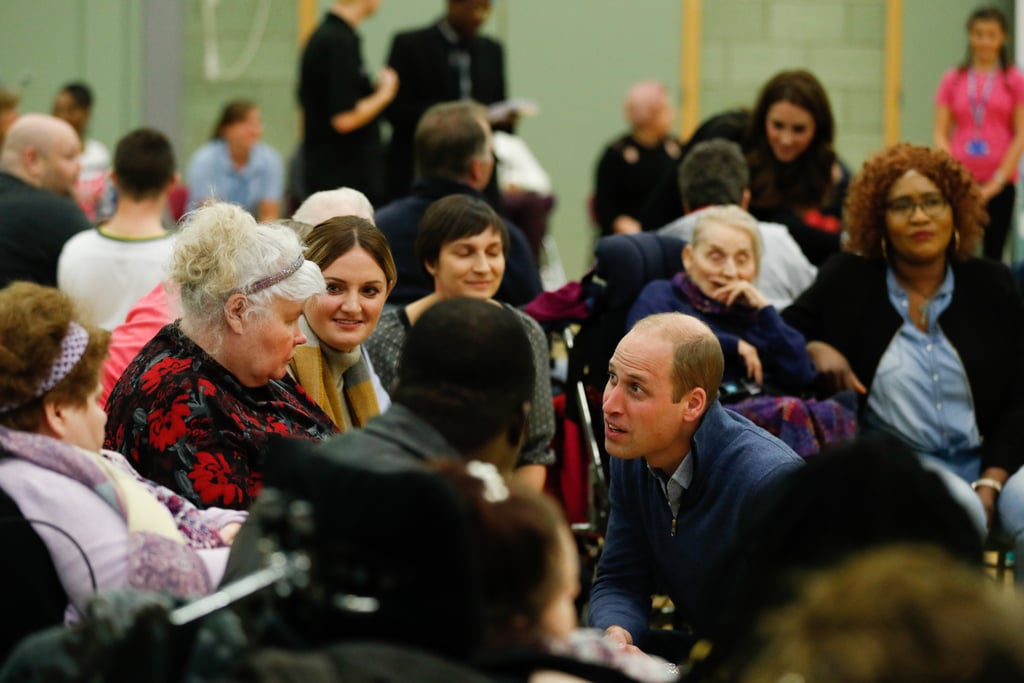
left=674, top=272, right=760, bottom=328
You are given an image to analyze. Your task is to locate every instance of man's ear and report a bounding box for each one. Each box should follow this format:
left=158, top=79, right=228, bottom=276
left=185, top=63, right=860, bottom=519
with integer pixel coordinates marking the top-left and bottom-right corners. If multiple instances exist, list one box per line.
left=740, top=189, right=751, bottom=211
left=161, top=172, right=181, bottom=194
left=468, top=154, right=494, bottom=189
left=680, top=387, right=707, bottom=424
left=224, top=292, right=248, bottom=334
left=21, top=146, right=42, bottom=182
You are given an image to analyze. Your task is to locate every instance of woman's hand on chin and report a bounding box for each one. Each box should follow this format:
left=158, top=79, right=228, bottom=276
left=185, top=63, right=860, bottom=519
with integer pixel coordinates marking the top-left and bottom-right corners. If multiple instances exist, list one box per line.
left=713, top=280, right=769, bottom=309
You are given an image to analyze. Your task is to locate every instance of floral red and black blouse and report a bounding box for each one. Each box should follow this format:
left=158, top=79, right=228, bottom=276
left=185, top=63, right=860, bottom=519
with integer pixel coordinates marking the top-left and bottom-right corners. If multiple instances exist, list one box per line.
left=103, top=322, right=339, bottom=509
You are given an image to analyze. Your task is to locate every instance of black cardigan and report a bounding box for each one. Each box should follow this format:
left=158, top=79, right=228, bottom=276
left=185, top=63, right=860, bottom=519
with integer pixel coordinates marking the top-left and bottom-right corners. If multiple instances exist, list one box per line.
left=783, top=252, right=1024, bottom=473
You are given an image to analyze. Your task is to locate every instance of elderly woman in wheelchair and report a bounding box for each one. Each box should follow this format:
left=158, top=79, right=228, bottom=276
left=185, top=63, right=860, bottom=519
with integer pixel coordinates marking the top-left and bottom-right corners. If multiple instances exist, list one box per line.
left=626, top=205, right=855, bottom=455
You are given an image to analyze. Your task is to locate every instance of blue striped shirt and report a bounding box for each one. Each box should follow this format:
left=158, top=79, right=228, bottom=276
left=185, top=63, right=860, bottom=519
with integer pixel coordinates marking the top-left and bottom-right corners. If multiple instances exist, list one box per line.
left=865, top=267, right=981, bottom=458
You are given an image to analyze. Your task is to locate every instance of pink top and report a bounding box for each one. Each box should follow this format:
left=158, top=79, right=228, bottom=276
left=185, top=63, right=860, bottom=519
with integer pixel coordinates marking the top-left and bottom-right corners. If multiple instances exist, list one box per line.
left=100, top=283, right=173, bottom=408
left=935, top=66, right=1024, bottom=182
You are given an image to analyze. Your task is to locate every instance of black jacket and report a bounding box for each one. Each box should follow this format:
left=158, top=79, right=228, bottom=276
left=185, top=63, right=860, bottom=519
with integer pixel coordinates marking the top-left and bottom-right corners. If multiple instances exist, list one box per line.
left=384, top=21, right=506, bottom=201
left=783, top=252, right=1024, bottom=473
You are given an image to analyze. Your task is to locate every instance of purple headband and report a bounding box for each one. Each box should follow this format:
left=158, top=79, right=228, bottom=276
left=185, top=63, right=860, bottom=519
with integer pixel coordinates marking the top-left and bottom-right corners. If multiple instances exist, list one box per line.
left=242, top=254, right=305, bottom=295
left=0, top=321, right=90, bottom=414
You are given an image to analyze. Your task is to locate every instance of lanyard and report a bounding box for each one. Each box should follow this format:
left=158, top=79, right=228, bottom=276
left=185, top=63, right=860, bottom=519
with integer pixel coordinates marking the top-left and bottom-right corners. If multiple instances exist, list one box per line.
left=968, top=69, right=996, bottom=130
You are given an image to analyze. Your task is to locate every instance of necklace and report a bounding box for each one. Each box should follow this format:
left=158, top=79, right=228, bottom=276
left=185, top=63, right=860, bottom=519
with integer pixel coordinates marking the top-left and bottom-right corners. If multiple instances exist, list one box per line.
left=915, top=297, right=931, bottom=327
left=893, top=274, right=940, bottom=329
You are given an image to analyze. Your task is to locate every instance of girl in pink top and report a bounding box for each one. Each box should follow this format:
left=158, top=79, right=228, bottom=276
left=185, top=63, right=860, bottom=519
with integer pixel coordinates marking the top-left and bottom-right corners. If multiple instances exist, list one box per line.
left=934, top=5, right=1024, bottom=261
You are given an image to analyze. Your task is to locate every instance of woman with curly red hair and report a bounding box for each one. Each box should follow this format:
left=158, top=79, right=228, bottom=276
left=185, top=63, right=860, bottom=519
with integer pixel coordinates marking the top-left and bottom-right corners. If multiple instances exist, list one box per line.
left=783, top=143, right=1024, bottom=569
left=0, top=282, right=246, bottom=633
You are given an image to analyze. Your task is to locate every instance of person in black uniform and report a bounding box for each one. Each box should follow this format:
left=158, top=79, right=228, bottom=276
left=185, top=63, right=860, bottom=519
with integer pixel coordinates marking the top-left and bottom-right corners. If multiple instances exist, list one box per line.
left=298, top=0, right=398, bottom=207
left=592, top=81, right=682, bottom=236
left=384, top=0, right=510, bottom=204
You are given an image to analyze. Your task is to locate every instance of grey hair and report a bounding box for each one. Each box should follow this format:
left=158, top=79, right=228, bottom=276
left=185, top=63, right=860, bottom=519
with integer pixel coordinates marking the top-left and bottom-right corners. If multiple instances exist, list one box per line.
left=677, top=138, right=749, bottom=210
left=292, top=186, right=375, bottom=226
left=170, top=203, right=325, bottom=347
left=691, top=205, right=764, bottom=272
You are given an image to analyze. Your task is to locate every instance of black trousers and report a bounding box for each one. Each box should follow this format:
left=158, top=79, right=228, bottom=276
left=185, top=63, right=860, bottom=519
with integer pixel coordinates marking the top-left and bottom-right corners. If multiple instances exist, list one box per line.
left=983, top=182, right=1017, bottom=261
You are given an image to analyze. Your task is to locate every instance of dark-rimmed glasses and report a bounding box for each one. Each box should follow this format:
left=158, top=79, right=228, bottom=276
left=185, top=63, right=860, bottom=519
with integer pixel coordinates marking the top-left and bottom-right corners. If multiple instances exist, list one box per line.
left=885, top=194, right=948, bottom=219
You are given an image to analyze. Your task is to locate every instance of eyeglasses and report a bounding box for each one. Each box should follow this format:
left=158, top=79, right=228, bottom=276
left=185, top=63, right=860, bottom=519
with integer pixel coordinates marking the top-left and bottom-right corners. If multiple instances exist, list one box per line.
left=885, top=195, right=949, bottom=219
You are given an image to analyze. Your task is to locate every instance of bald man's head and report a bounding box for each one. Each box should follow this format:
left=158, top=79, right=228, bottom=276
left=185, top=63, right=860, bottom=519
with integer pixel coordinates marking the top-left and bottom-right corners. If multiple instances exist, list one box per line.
left=624, top=81, right=674, bottom=139
left=1, top=114, right=81, bottom=196
left=292, top=186, right=375, bottom=226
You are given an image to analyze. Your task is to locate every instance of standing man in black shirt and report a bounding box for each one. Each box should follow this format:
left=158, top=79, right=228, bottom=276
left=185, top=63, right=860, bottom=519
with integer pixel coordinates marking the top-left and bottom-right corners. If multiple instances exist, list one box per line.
left=384, top=0, right=510, bottom=204
left=299, top=0, right=398, bottom=207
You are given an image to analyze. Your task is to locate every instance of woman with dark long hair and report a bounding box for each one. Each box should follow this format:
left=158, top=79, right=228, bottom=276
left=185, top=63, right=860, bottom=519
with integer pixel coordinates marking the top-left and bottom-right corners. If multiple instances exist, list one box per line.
left=934, top=5, right=1024, bottom=261
left=641, top=70, right=848, bottom=266
left=742, top=69, right=849, bottom=264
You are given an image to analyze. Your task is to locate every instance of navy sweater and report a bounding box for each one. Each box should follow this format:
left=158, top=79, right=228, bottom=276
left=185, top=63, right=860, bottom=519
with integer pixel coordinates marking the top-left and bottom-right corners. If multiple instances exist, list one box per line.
left=588, top=401, right=802, bottom=641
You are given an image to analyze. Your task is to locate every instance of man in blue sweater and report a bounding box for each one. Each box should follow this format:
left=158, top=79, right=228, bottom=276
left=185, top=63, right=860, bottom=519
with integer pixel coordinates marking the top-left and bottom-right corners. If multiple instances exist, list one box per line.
left=588, top=312, right=802, bottom=655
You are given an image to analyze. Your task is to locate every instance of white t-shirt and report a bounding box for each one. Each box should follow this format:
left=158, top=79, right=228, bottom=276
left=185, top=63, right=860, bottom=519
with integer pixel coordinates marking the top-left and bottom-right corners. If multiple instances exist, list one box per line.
left=76, top=138, right=112, bottom=220
left=57, top=228, right=176, bottom=330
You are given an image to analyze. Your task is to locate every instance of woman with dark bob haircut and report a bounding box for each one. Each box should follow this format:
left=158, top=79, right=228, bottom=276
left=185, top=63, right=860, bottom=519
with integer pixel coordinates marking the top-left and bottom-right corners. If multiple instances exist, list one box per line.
left=783, top=142, right=1024, bottom=577
left=364, top=194, right=555, bottom=490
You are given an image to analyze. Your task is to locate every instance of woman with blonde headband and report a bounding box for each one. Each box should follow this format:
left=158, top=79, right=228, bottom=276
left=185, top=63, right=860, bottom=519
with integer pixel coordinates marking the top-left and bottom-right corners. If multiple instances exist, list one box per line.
left=0, top=282, right=245, bottom=634
left=103, top=203, right=338, bottom=510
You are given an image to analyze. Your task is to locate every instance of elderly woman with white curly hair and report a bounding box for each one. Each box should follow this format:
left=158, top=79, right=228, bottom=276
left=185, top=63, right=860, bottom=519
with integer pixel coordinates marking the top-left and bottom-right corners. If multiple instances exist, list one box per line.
left=103, top=203, right=338, bottom=509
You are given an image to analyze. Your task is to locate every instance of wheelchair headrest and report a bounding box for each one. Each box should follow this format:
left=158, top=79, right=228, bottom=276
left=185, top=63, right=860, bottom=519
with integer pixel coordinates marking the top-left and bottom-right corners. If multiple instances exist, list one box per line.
left=593, top=232, right=686, bottom=310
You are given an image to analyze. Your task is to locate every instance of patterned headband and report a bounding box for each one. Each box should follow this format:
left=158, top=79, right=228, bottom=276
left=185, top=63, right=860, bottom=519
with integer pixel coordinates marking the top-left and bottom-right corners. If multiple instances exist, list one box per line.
left=0, top=321, right=90, bottom=414
left=243, top=254, right=305, bottom=295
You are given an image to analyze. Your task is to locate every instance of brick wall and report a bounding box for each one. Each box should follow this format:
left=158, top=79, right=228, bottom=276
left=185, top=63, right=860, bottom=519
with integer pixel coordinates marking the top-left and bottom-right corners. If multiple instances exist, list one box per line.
left=181, top=0, right=301, bottom=178
left=700, top=0, right=886, bottom=169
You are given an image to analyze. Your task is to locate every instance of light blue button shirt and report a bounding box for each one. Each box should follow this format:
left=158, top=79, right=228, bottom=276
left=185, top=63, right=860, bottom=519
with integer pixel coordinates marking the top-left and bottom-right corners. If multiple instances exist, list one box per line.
left=186, top=139, right=283, bottom=217
left=865, top=267, right=981, bottom=459
left=648, top=453, right=694, bottom=518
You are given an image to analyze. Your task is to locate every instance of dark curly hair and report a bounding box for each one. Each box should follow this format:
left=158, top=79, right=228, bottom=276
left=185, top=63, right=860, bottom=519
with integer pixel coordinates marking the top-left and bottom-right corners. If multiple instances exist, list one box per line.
left=745, top=69, right=836, bottom=212
left=0, top=282, right=110, bottom=432
left=429, top=459, right=572, bottom=647
left=843, top=143, right=986, bottom=262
